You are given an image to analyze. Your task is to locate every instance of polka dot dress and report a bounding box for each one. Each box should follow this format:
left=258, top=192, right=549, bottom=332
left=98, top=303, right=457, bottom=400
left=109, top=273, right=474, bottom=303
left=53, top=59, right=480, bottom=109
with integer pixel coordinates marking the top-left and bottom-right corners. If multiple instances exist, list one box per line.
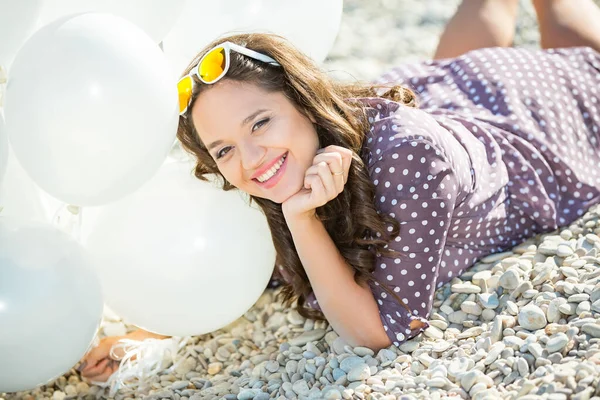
left=275, top=46, right=600, bottom=348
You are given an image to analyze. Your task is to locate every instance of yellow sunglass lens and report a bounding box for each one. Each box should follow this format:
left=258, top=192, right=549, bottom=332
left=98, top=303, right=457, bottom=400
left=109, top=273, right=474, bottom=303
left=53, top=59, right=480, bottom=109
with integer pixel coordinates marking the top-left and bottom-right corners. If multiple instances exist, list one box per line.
left=177, top=75, right=193, bottom=114
left=199, top=47, right=226, bottom=83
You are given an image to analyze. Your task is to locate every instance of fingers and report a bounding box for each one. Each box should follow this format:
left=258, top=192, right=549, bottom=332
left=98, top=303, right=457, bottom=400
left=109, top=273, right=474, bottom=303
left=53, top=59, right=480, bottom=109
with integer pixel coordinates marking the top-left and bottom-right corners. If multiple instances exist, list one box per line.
left=80, top=336, right=120, bottom=376
left=287, top=145, right=351, bottom=216
left=309, top=157, right=344, bottom=193
left=81, top=357, right=110, bottom=379
left=314, top=145, right=352, bottom=183
left=82, top=359, right=120, bottom=383
left=304, top=173, right=326, bottom=203
left=305, top=162, right=338, bottom=199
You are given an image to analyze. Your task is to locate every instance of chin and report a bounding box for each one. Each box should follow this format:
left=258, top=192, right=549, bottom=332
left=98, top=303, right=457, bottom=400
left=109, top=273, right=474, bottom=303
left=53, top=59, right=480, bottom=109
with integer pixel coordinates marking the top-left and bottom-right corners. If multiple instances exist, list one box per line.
left=250, top=174, right=303, bottom=205
left=276, top=185, right=302, bottom=205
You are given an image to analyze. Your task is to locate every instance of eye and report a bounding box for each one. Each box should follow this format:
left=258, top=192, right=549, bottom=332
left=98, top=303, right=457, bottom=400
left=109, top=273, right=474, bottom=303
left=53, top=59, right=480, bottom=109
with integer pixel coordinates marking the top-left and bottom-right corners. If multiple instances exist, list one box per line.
left=252, top=118, right=270, bottom=132
left=216, top=146, right=232, bottom=159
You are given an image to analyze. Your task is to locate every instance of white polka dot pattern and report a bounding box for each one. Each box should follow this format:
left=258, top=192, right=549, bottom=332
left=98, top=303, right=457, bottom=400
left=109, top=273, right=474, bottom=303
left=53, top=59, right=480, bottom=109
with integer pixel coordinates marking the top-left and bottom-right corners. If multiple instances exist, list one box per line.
left=287, top=46, right=600, bottom=347
left=368, top=137, right=462, bottom=346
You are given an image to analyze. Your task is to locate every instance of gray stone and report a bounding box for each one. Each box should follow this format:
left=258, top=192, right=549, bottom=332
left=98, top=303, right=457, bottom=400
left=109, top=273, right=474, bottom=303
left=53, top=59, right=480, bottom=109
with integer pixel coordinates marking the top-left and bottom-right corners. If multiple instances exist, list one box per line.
left=347, top=364, right=371, bottom=382
left=237, top=389, right=261, bottom=400
left=332, top=368, right=346, bottom=381
left=478, top=292, right=499, bottom=309
left=582, top=323, right=600, bottom=338
left=546, top=333, right=569, bottom=353
left=352, top=346, right=374, bottom=357
left=288, top=329, right=326, bottom=346
left=322, top=386, right=342, bottom=399
left=339, top=356, right=365, bottom=373
left=499, top=269, right=521, bottom=290
left=292, top=379, right=310, bottom=396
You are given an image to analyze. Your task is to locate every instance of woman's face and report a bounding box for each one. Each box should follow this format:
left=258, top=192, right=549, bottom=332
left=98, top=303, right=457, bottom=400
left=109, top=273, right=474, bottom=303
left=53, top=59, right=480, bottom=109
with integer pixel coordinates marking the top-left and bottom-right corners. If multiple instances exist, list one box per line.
left=191, top=80, right=320, bottom=204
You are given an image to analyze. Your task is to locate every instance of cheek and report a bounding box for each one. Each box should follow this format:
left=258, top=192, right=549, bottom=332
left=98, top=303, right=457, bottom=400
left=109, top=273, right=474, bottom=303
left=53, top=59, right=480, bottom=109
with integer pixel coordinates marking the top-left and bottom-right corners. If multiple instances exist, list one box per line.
left=218, top=163, right=251, bottom=190
left=294, top=131, right=319, bottom=162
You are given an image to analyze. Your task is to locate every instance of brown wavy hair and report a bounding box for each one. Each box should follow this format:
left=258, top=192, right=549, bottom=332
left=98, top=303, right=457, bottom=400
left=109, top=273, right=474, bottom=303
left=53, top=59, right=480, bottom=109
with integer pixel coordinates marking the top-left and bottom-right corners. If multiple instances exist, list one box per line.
left=177, top=33, right=418, bottom=321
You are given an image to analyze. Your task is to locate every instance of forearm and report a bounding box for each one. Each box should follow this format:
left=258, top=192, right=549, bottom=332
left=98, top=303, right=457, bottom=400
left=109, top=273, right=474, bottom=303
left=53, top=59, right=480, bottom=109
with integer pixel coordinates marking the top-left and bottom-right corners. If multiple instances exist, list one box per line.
left=285, top=215, right=391, bottom=350
left=128, top=329, right=170, bottom=341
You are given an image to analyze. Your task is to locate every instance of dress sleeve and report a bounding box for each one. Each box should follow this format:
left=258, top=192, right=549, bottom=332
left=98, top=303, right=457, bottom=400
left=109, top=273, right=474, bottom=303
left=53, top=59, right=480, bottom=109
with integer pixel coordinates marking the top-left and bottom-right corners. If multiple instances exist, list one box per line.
left=303, top=138, right=461, bottom=347
left=368, top=138, right=461, bottom=347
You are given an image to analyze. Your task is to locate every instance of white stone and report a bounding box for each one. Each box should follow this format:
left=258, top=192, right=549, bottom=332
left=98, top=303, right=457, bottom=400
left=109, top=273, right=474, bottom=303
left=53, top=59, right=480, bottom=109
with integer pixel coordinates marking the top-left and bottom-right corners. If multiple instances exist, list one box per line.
left=499, top=269, right=520, bottom=290
left=546, top=333, right=569, bottom=353
left=518, top=304, right=547, bottom=331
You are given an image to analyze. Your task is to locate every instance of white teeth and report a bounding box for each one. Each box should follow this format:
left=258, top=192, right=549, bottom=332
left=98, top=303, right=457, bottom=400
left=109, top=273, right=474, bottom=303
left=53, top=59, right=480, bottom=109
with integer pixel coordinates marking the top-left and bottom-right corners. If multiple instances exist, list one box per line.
left=257, top=154, right=286, bottom=183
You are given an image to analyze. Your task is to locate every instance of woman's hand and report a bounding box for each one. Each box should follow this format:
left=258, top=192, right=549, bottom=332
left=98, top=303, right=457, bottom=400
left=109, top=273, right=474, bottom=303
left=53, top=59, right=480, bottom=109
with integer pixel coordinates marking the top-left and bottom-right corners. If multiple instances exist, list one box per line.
left=78, top=335, right=123, bottom=383
left=282, top=145, right=353, bottom=222
left=78, top=329, right=170, bottom=383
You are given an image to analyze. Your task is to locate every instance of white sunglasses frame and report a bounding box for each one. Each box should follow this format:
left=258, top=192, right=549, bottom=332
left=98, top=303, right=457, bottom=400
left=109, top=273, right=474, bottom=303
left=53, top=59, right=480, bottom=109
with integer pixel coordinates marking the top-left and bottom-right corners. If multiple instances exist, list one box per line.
left=179, top=41, right=280, bottom=115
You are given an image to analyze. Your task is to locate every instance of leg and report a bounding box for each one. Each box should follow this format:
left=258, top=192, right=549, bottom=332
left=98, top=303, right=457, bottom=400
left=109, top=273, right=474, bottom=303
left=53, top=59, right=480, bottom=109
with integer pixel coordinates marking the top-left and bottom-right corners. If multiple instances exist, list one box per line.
left=433, top=0, right=520, bottom=60
left=532, top=0, right=600, bottom=53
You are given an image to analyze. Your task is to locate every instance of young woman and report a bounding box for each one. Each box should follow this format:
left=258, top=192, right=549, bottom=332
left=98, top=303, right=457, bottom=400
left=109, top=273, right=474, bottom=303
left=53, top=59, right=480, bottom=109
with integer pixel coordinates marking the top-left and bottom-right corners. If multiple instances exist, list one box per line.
left=80, top=0, right=600, bottom=382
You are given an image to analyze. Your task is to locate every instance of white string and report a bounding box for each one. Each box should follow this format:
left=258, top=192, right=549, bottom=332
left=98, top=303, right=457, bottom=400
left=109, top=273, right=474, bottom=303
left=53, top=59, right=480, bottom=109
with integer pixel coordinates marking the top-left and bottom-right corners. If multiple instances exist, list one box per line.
left=89, top=336, right=189, bottom=397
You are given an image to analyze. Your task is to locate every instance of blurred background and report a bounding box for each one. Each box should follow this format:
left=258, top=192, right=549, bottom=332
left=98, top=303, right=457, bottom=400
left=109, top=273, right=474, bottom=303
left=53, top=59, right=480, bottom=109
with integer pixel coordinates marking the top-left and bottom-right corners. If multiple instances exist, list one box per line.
left=322, top=0, right=542, bottom=81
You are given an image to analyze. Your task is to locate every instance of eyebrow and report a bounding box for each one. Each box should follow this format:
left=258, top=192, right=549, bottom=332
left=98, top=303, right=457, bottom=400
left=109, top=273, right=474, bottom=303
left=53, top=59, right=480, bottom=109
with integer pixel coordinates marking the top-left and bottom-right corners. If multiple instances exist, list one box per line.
left=206, top=108, right=269, bottom=151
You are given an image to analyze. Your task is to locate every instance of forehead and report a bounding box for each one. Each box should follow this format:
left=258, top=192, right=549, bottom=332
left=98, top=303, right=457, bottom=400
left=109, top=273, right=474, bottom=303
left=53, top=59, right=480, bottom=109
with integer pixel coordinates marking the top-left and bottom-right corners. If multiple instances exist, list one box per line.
left=191, top=81, right=282, bottom=141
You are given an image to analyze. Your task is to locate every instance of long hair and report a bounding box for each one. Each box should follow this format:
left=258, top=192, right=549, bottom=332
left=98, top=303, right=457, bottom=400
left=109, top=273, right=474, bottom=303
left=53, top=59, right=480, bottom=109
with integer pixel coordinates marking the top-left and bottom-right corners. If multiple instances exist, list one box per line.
left=177, top=33, right=417, bottom=321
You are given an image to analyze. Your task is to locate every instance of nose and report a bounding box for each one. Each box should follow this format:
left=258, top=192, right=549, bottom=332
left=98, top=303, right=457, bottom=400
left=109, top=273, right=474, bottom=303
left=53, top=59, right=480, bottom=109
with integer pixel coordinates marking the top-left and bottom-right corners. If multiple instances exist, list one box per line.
left=239, top=139, right=266, bottom=172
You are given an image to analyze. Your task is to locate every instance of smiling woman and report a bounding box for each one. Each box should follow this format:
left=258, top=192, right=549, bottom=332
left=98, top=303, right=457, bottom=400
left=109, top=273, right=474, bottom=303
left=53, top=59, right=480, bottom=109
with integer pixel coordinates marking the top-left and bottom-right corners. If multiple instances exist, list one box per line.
left=81, top=0, right=600, bottom=382
left=176, top=34, right=419, bottom=349
left=171, top=26, right=600, bottom=351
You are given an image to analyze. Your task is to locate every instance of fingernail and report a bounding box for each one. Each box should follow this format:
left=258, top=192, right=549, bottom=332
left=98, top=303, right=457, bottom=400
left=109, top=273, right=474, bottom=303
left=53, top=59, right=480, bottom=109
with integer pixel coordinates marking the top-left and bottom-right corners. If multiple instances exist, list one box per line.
left=77, top=361, right=87, bottom=372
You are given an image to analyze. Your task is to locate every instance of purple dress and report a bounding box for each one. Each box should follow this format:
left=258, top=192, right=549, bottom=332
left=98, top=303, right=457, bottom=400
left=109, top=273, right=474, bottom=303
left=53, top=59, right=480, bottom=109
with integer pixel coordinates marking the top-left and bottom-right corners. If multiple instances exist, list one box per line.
left=271, top=46, right=600, bottom=347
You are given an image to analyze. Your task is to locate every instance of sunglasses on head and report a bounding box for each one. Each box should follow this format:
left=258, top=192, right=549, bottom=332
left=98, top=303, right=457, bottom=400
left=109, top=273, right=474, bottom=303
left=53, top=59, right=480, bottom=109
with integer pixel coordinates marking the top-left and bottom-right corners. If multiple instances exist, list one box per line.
left=177, top=41, right=281, bottom=115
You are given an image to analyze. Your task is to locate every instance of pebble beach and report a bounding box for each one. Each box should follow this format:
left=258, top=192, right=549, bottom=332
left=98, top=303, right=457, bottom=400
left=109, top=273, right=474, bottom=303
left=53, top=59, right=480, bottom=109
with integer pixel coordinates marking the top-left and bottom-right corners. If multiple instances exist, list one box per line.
left=5, top=0, right=600, bottom=399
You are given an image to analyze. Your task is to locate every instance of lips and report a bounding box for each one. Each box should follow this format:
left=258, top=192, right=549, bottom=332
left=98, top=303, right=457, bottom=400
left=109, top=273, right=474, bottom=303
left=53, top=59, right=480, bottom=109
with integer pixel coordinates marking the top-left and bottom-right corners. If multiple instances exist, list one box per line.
left=251, top=152, right=288, bottom=181
left=253, top=152, right=289, bottom=189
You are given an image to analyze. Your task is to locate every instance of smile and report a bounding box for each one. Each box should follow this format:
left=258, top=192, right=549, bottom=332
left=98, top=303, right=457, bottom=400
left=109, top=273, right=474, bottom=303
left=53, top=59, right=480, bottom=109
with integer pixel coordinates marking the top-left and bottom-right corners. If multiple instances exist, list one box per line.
left=256, top=153, right=287, bottom=183
left=253, top=152, right=289, bottom=190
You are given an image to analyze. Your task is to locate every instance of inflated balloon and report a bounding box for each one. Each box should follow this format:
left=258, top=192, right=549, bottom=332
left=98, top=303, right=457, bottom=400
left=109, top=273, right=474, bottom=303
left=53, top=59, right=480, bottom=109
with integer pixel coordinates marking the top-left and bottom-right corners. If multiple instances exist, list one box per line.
left=4, top=13, right=179, bottom=206
left=237, top=0, right=344, bottom=63
left=0, top=114, right=78, bottom=226
left=0, top=0, right=42, bottom=67
left=162, top=0, right=343, bottom=73
left=0, top=112, right=7, bottom=186
left=0, top=113, right=59, bottom=224
left=37, top=0, right=185, bottom=43
left=162, top=1, right=247, bottom=75
left=81, top=160, right=276, bottom=337
left=0, top=217, right=103, bottom=393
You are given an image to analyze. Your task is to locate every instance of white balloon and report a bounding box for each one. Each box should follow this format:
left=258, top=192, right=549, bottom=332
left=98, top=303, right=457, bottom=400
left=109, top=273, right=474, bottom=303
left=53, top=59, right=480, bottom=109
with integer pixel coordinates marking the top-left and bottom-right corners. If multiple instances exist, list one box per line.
left=4, top=13, right=179, bottom=207
left=0, top=112, right=7, bottom=186
left=0, top=217, right=103, bottom=393
left=0, top=112, right=61, bottom=224
left=0, top=146, right=50, bottom=224
left=0, top=0, right=42, bottom=66
left=37, top=0, right=185, bottom=43
left=232, top=0, right=344, bottom=63
left=81, top=160, right=276, bottom=337
left=256, top=0, right=344, bottom=63
left=163, top=0, right=343, bottom=73
left=162, top=1, right=250, bottom=76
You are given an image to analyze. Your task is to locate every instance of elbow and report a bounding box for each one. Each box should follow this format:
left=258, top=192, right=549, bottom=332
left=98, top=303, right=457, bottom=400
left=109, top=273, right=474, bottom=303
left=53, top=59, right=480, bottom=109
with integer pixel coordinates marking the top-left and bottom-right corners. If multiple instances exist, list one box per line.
left=365, top=335, right=392, bottom=353
left=342, top=329, right=392, bottom=353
